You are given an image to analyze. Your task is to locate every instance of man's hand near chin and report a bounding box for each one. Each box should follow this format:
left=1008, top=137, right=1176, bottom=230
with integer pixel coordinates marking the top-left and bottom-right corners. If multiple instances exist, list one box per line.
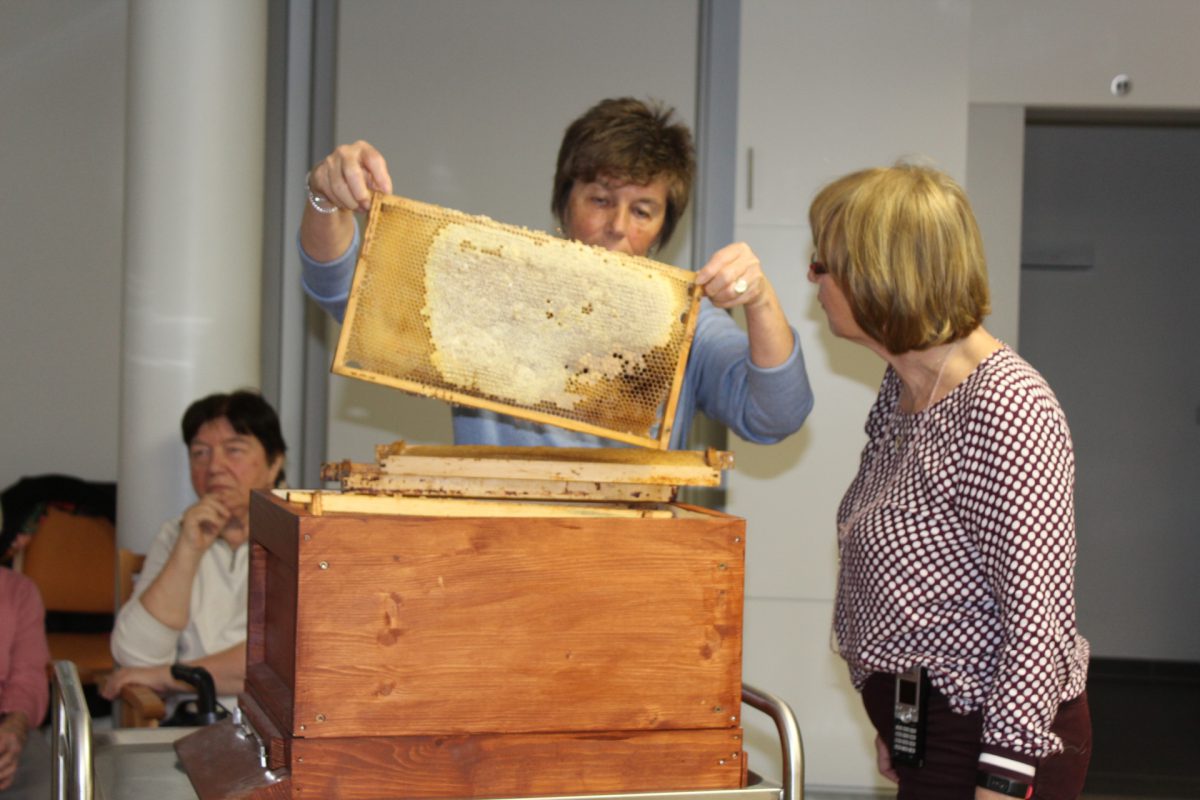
left=179, top=494, right=233, bottom=553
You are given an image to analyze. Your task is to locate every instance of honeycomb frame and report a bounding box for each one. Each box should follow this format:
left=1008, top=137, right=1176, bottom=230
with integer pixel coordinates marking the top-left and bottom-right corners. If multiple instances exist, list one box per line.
left=332, top=194, right=702, bottom=450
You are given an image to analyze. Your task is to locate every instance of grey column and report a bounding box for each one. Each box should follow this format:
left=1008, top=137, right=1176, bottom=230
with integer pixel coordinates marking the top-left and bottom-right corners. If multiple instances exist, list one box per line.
left=118, top=0, right=268, bottom=554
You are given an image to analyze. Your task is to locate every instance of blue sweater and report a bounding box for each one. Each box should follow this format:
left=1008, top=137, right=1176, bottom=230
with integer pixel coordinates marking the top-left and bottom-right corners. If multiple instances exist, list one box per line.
left=301, top=226, right=813, bottom=449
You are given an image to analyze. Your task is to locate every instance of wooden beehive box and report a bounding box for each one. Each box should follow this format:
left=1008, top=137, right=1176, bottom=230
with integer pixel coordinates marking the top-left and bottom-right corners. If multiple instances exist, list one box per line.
left=179, top=445, right=748, bottom=800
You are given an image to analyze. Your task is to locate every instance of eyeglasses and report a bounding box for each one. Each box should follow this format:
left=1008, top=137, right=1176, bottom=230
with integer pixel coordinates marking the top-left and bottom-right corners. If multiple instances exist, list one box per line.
left=809, top=257, right=828, bottom=276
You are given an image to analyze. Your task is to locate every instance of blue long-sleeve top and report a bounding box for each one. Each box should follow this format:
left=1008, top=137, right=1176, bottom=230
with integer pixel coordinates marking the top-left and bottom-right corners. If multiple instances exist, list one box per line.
left=300, top=225, right=813, bottom=449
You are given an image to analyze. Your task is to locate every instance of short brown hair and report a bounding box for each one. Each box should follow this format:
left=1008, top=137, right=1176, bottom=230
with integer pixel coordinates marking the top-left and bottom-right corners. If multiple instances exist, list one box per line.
left=808, top=164, right=991, bottom=354
left=551, top=97, right=695, bottom=250
left=182, top=390, right=287, bottom=487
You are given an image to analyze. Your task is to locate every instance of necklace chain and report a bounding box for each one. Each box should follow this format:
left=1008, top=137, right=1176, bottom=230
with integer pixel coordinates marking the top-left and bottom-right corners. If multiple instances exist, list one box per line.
left=894, top=341, right=960, bottom=451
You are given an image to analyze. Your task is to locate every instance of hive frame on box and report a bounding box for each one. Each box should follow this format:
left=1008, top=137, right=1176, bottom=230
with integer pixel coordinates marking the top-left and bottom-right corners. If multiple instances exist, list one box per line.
left=332, top=194, right=703, bottom=450
left=320, top=440, right=735, bottom=505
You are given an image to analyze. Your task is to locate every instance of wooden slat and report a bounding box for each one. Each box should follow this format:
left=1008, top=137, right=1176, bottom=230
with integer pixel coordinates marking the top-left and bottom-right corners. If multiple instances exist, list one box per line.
left=117, top=683, right=165, bottom=728
left=250, top=492, right=299, bottom=564
left=246, top=543, right=266, bottom=665
left=323, top=445, right=731, bottom=502
left=379, top=454, right=720, bottom=486
left=283, top=490, right=676, bottom=519
left=290, top=728, right=746, bottom=799
left=658, top=282, right=703, bottom=447
left=247, top=496, right=301, bottom=733
left=263, top=547, right=298, bottom=706
left=324, top=444, right=737, bottom=502
left=374, top=441, right=729, bottom=472
left=337, top=472, right=675, bottom=503
left=333, top=369, right=673, bottom=448
left=372, top=441, right=732, bottom=467
left=244, top=662, right=294, bottom=739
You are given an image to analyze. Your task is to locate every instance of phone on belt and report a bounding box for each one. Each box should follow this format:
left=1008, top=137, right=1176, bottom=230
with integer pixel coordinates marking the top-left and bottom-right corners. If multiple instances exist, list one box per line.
left=891, top=665, right=930, bottom=767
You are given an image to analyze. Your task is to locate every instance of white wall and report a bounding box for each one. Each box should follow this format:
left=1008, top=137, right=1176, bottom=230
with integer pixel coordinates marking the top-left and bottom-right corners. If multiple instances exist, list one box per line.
left=0, top=0, right=127, bottom=493
left=968, top=0, right=1200, bottom=109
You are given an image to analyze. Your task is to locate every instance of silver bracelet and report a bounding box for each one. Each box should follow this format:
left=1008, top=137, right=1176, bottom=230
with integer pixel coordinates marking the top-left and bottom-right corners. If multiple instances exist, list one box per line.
left=306, top=171, right=339, bottom=215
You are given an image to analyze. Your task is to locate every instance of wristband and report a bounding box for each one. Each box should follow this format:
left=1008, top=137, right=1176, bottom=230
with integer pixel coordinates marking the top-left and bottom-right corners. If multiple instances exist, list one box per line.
left=977, top=771, right=1032, bottom=798
left=306, top=171, right=339, bottom=215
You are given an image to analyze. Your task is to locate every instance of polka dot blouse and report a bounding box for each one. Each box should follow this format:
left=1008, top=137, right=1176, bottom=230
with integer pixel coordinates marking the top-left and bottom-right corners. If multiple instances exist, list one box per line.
left=833, top=346, right=1090, bottom=766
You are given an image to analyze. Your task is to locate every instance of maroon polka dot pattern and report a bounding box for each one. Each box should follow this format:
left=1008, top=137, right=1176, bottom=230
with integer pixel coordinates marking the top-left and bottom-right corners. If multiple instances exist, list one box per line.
left=833, top=346, right=1089, bottom=763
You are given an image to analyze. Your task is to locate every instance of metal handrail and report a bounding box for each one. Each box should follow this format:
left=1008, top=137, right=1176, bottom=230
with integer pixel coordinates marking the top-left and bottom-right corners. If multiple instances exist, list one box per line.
left=741, top=683, right=803, bottom=800
left=45, top=668, right=797, bottom=800
left=50, top=660, right=93, bottom=800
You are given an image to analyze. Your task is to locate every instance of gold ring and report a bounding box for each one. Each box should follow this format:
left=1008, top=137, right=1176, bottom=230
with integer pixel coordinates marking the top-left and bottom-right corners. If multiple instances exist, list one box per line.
left=733, top=278, right=749, bottom=295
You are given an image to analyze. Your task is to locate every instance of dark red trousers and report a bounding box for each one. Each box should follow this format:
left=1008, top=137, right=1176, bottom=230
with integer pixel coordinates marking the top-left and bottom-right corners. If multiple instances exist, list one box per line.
left=862, top=672, right=1092, bottom=800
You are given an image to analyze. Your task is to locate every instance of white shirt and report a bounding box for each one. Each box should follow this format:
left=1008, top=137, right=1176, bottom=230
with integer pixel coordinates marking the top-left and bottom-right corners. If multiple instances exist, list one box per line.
left=111, top=517, right=248, bottom=667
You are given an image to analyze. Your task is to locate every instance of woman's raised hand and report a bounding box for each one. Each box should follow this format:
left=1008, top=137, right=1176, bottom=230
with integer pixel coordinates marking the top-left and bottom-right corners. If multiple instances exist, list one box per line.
left=307, top=140, right=394, bottom=213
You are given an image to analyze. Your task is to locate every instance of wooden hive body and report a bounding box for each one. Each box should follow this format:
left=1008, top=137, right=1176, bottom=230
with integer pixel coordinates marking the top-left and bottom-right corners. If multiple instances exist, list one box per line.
left=178, top=447, right=747, bottom=799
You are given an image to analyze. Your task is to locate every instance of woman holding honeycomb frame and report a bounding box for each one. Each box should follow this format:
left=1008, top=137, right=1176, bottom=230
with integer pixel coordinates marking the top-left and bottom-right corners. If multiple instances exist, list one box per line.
left=298, top=97, right=813, bottom=449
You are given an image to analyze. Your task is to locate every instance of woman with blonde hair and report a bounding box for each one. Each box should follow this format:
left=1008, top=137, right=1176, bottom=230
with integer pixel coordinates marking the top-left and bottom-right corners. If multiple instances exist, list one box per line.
left=809, top=164, right=1091, bottom=799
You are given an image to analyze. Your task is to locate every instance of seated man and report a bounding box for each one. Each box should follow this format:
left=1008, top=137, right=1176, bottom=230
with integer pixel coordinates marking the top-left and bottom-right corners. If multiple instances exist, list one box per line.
left=103, top=390, right=286, bottom=706
left=0, top=526, right=51, bottom=796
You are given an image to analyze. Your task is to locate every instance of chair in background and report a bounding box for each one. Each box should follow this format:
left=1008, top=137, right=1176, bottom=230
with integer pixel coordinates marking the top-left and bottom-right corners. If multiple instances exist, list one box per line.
left=18, top=505, right=118, bottom=688
left=112, top=549, right=167, bottom=728
left=116, top=548, right=145, bottom=611
left=14, top=500, right=166, bottom=727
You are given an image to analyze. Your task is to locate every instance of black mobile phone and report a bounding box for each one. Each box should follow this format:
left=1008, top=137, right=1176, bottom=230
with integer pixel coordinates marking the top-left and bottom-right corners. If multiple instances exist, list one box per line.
left=891, top=666, right=929, bottom=767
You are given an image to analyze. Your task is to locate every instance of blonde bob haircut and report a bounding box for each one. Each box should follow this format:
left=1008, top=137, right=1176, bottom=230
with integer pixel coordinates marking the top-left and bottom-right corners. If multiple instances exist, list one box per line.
left=808, top=163, right=991, bottom=354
